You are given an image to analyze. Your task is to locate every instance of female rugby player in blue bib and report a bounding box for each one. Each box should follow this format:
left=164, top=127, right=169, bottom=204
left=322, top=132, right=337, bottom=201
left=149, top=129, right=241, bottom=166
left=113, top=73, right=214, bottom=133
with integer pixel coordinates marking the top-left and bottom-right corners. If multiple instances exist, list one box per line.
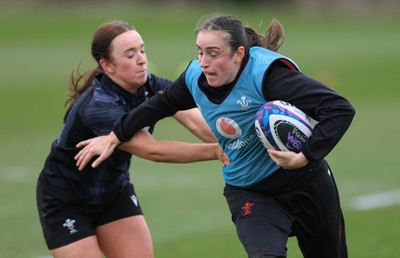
left=76, top=15, right=355, bottom=258
left=36, top=20, right=229, bottom=258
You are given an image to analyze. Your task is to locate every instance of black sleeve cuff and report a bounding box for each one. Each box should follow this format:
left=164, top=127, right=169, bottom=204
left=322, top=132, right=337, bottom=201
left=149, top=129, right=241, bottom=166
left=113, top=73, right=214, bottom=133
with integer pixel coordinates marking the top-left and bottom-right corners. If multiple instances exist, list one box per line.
left=112, top=113, right=130, bottom=142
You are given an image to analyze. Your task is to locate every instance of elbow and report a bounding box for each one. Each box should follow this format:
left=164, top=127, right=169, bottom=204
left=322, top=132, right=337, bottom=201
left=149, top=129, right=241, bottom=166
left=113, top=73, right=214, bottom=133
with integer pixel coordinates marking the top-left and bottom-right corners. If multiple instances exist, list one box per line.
left=350, top=105, right=356, bottom=118
left=337, top=100, right=356, bottom=124
left=346, top=103, right=356, bottom=123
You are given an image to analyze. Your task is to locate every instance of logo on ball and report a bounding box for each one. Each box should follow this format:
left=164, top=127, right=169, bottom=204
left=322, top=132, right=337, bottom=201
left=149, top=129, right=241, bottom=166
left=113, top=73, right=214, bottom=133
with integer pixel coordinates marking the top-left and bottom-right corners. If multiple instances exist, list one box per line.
left=255, top=100, right=314, bottom=152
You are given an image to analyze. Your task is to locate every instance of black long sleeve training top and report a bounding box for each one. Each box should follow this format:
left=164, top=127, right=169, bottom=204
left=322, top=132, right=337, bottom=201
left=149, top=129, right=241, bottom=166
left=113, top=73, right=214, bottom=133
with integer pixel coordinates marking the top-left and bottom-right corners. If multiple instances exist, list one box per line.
left=113, top=59, right=355, bottom=162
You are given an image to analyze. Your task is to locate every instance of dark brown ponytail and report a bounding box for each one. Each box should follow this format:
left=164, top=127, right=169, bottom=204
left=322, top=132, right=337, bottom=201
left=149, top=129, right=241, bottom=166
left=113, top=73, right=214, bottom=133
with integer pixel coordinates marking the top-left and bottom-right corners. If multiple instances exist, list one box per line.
left=264, top=18, right=284, bottom=52
left=64, top=67, right=100, bottom=121
left=244, top=18, right=284, bottom=52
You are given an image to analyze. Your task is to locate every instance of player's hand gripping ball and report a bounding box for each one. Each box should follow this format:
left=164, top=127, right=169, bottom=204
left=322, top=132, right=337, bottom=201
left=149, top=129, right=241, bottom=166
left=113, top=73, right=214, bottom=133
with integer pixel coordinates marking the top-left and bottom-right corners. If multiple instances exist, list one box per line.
left=254, top=100, right=314, bottom=152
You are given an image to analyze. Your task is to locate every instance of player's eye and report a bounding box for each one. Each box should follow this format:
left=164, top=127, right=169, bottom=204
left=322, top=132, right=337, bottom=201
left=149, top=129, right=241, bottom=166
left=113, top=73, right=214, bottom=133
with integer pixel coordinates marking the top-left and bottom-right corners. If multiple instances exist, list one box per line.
left=209, top=51, right=219, bottom=58
left=126, top=51, right=135, bottom=58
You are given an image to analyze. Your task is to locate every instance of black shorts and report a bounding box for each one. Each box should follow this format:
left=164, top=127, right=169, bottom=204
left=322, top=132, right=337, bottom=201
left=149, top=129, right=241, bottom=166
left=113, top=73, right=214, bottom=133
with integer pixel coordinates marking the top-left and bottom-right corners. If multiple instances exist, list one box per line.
left=36, top=182, right=143, bottom=250
left=224, top=161, right=347, bottom=258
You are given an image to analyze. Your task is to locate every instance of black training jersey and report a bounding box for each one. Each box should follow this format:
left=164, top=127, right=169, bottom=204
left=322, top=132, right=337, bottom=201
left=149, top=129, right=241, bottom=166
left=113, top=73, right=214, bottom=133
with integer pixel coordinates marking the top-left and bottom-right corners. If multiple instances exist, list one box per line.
left=38, top=73, right=171, bottom=204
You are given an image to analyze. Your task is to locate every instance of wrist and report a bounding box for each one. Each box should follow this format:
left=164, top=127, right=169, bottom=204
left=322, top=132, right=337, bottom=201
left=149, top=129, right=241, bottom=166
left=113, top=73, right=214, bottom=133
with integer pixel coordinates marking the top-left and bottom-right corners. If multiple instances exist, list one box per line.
left=298, top=152, right=309, bottom=167
left=212, top=143, right=219, bottom=160
left=109, top=131, right=122, bottom=146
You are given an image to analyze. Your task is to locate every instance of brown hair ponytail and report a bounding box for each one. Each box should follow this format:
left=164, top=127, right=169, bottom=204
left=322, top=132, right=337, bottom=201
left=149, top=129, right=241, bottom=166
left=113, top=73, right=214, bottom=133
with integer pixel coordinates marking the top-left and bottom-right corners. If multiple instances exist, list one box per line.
left=64, top=67, right=100, bottom=121
left=244, top=18, right=284, bottom=52
left=264, top=18, right=285, bottom=52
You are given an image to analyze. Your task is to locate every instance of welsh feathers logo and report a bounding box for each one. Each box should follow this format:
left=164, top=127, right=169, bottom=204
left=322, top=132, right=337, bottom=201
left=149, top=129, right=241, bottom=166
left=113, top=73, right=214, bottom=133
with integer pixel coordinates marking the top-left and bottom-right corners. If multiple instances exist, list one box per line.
left=237, top=96, right=252, bottom=111
left=216, top=117, right=242, bottom=139
left=63, top=218, right=78, bottom=235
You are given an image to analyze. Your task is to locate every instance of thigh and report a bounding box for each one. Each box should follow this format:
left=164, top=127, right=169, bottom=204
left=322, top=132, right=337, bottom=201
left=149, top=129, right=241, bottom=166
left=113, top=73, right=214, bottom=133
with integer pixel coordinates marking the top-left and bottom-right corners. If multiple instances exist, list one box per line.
left=292, top=165, right=347, bottom=258
left=50, top=236, right=103, bottom=258
left=224, top=185, right=293, bottom=257
left=96, top=215, right=153, bottom=258
left=95, top=183, right=144, bottom=226
left=36, top=182, right=98, bottom=250
left=95, top=183, right=153, bottom=258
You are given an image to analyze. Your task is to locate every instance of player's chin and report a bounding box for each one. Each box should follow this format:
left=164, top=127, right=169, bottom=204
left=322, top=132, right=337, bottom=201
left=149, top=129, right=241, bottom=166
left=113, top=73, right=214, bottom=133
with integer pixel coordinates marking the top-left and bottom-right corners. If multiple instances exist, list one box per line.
left=135, top=73, right=148, bottom=85
left=205, top=76, right=222, bottom=87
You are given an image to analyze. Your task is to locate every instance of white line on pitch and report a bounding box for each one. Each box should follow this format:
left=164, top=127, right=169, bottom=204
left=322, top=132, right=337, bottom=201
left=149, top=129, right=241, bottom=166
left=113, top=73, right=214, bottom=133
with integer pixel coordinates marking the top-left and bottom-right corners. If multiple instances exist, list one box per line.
left=351, top=190, right=400, bottom=211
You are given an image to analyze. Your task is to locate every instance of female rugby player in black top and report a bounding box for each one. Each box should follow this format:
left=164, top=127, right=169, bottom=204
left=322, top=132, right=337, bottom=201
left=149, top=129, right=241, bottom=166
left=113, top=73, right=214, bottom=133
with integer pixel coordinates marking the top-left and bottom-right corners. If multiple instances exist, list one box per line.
left=75, top=15, right=355, bottom=258
left=36, top=20, right=229, bottom=258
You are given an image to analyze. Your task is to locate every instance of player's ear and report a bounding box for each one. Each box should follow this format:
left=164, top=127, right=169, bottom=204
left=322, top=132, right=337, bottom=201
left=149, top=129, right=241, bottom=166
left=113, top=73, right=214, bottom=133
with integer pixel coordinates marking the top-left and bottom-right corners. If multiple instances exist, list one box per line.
left=99, top=59, right=115, bottom=73
left=234, top=46, right=245, bottom=63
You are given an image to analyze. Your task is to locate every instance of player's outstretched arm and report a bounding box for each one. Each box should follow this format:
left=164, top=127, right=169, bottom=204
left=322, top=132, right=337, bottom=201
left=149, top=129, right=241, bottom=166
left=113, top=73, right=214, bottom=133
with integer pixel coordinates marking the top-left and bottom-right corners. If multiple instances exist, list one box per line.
left=123, top=129, right=229, bottom=165
left=75, top=129, right=230, bottom=170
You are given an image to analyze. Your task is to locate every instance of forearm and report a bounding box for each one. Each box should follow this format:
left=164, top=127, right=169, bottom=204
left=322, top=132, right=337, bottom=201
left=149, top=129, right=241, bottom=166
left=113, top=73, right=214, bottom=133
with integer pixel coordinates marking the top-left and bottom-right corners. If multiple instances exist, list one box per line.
left=114, top=82, right=195, bottom=142
left=189, top=126, right=217, bottom=143
left=173, top=108, right=217, bottom=143
left=122, top=141, right=221, bottom=163
left=265, top=66, right=356, bottom=161
left=113, top=95, right=176, bottom=142
left=302, top=102, right=355, bottom=161
left=75, top=129, right=225, bottom=170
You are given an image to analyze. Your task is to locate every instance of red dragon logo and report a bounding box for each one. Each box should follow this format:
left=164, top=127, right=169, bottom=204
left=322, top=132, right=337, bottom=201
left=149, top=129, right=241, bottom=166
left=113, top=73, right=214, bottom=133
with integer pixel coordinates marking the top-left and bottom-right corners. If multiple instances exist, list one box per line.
left=242, top=202, right=254, bottom=216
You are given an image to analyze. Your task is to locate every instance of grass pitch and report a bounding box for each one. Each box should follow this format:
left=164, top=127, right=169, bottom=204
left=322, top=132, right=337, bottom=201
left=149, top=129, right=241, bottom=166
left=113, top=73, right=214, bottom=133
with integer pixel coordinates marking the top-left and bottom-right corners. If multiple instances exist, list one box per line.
left=0, top=4, right=399, bottom=258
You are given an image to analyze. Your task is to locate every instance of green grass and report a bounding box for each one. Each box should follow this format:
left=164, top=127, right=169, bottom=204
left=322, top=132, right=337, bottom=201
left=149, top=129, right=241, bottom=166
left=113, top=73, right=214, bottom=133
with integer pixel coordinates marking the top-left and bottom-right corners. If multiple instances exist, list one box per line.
left=0, top=4, right=399, bottom=258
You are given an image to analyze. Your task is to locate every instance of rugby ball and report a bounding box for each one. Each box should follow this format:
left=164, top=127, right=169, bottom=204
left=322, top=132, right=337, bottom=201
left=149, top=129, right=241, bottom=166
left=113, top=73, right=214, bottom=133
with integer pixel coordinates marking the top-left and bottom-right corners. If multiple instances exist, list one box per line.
left=254, top=100, right=314, bottom=152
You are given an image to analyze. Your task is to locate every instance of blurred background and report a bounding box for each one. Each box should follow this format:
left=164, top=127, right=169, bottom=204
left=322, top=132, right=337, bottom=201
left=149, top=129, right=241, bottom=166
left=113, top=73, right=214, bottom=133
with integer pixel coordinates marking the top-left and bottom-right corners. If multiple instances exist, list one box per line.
left=0, top=0, right=399, bottom=257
